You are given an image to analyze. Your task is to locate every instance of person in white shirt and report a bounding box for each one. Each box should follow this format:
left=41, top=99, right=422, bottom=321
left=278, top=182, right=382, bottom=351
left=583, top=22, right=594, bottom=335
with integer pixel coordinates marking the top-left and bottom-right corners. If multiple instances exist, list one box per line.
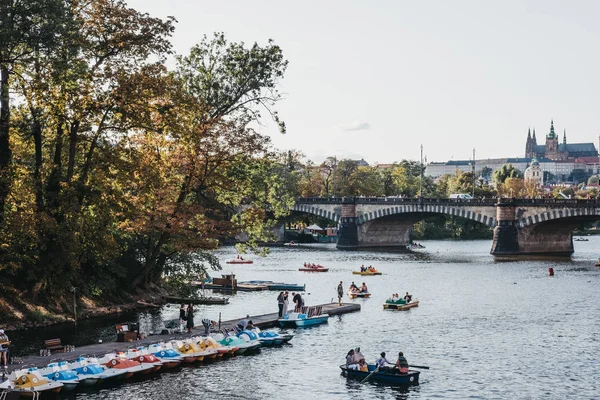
left=345, top=349, right=359, bottom=370
left=375, top=352, right=394, bottom=371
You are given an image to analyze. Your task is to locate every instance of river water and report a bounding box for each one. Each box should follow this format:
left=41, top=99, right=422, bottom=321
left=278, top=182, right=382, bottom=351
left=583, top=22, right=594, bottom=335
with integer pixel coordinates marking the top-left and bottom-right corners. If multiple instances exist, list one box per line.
left=11, top=238, right=600, bottom=399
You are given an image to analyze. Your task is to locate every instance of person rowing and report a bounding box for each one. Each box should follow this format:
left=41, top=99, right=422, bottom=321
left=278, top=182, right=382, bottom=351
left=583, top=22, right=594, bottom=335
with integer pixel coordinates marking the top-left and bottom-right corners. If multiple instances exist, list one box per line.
left=375, top=352, right=394, bottom=371
left=395, top=351, right=409, bottom=374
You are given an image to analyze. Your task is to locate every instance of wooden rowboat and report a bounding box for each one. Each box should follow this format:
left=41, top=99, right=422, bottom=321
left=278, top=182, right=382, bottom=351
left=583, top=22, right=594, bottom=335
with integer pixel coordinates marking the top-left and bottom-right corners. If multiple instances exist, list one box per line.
left=352, top=271, right=382, bottom=275
left=225, top=259, right=253, bottom=264
left=340, top=364, right=420, bottom=386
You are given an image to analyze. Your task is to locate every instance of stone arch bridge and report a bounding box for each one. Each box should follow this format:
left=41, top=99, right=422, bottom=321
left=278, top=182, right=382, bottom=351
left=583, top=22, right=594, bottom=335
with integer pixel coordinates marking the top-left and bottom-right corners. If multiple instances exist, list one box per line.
left=293, top=197, right=600, bottom=256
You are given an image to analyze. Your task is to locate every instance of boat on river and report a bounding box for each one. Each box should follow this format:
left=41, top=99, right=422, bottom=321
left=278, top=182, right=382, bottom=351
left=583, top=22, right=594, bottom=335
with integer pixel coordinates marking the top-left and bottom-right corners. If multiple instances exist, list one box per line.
left=383, top=298, right=419, bottom=311
left=39, top=362, right=80, bottom=391
left=299, top=264, right=328, bottom=272
left=348, top=290, right=371, bottom=299
left=574, top=237, right=589, bottom=241
left=1, top=368, right=64, bottom=395
left=278, top=307, right=329, bottom=328
left=226, top=257, right=253, bottom=264
left=340, top=364, right=420, bottom=386
left=352, top=269, right=382, bottom=276
left=239, top=280, right=306, bottom=291
left=406, top=242, right=426, bottom=250
left=284, top=241, right=299, bottom=246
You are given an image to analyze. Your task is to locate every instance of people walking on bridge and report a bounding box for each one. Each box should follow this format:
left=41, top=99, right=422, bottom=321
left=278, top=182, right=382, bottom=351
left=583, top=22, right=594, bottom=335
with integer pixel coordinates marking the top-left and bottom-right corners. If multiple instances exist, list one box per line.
left=337, top=281, right=344, bottom=306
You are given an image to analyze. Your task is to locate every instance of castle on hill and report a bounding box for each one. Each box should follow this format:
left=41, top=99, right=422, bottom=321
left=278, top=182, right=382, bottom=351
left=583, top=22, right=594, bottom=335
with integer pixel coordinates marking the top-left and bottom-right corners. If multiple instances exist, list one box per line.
left=525, top=120, right=598, bottom=160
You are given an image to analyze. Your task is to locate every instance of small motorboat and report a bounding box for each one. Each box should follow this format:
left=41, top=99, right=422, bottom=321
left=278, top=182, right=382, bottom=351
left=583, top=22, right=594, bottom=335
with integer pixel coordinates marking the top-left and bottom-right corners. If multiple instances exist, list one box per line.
left=148, top=343, right=184, bottom=368
left=352, top=269, right=382, bottom=276
left=383, top=298, right=420, bottom=311
left=406, top=242, right=426, bottom=250
left=39, top=362, right=80, bottom=391
left=5, top=368, right=64, bottom=395
left=226, top=257, right=253, bottom=264
left=278, top=308, right=329, bottom=328
left=574, top=237, right=589, bottom=241
left=340, top=364, right=420, bottom=386
left=284, top=241, right=299, bottom=246
left=298, top=264, right=328, bottom=272
left=348, top=290, right=371, bottom=299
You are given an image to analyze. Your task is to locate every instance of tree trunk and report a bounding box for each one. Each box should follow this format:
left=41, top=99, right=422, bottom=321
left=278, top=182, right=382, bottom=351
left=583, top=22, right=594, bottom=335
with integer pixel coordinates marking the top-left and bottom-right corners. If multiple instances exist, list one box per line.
left=32, top=109, right=44, bottom=211
left=0, top=64, right=12, bottom=224
left=66, top=120, right=79, bottom=183
left=46, top=120, right=64, bottom=214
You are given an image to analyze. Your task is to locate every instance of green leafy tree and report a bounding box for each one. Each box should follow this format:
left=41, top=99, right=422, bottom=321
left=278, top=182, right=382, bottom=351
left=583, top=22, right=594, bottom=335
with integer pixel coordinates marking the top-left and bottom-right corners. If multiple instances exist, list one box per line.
left=493, top=164, right=522, bottom=186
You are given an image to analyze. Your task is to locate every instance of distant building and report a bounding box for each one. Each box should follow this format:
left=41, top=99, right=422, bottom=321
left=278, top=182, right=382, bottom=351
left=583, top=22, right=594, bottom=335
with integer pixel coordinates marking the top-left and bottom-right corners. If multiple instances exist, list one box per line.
left=525, top=120, right=598, bottom=160
left=354, top=158, right=369, bottom=167
left=524, top=158, right=543, bottom=186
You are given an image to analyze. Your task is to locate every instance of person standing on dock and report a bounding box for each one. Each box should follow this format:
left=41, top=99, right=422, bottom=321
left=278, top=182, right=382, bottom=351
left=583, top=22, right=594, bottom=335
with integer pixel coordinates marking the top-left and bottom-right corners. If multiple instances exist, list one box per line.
left=283, top=292, right=289, bottom=316
left=186, top=304, right=195, bottom=333
left=292, top=292, right=303, bottom=312
left=277, top=292, right=285, bottom=318
left=179, top=304, right=187, bottom=332
left=337, top=281, right=344, bottom=306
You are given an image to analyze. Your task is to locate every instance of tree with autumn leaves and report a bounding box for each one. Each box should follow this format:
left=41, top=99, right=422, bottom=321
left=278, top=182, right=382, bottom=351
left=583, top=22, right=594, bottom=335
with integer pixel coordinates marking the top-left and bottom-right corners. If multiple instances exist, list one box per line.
left=0, top=0, right=292, bottom=315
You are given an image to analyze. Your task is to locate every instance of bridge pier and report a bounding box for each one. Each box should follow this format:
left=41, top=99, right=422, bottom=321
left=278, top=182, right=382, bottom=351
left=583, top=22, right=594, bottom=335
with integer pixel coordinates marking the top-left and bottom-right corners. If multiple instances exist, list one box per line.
left=491, top=199, right=577, bottom=257
left=336, top=198, right=359, bottom=249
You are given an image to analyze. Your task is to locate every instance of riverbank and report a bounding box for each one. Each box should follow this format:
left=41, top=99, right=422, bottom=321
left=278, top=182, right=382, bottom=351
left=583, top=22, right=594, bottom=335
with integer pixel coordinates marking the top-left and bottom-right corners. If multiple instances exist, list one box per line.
left=0, top=287, right=166, bottom=332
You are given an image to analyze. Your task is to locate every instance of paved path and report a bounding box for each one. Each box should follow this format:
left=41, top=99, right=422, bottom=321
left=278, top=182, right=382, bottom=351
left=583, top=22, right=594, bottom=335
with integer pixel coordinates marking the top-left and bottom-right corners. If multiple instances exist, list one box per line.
left=6, top=302, right=360, bottom=372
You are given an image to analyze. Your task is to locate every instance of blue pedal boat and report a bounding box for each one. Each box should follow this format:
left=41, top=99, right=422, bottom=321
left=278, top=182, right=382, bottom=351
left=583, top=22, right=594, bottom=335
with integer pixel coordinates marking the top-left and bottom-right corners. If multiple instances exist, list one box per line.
left=340, top=364, right=420, bottom=386
left=278, top=308, right=329, bottom=328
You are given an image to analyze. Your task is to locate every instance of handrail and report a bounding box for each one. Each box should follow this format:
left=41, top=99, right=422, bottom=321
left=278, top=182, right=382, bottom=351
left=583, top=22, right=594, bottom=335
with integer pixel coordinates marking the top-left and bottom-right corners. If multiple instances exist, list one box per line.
left=295, top=196, right=600, bottom=207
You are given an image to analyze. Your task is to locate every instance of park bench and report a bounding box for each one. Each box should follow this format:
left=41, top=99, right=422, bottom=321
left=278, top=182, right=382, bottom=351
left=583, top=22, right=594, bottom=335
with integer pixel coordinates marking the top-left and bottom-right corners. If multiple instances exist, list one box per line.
left=44, top=338, right=64, bottom=352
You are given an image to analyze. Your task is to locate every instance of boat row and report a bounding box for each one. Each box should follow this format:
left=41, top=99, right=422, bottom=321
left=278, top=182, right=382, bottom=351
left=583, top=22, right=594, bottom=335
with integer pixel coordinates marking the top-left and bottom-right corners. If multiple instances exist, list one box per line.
left=238, top=280, right=306, bottom=291
left=340, top=364, right=420, bottom=385
left=0, top=329, right=292, bottom=397
left=299, top=263, right=328, bottom=272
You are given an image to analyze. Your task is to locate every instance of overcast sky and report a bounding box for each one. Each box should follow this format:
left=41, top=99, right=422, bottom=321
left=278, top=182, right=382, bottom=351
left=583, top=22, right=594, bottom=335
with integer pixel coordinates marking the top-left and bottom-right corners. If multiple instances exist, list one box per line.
left=128, top=0, right=600, bottom=164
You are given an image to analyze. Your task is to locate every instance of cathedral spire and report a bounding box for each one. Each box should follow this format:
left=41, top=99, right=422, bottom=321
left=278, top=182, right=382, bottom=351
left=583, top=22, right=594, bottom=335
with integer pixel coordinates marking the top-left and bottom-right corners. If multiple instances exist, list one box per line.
left=563, top=129, right=567, bottom=145
left=533, top=128, right=536, bottom=141
left=549, top=119, right=555, bottom=137
left=527, top=127, right=531, bottom=139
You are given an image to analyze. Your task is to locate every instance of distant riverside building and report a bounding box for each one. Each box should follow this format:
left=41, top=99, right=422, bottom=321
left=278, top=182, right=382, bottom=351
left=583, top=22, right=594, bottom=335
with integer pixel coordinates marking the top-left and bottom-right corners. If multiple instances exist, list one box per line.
left=426, top=121, right=599, bottom=183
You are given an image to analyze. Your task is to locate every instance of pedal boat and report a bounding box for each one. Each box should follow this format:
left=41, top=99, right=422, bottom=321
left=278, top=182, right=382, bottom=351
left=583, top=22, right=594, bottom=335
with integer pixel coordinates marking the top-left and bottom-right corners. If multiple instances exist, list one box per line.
left=68, top=356, right=112, bottom=385
left=5, top=368, right=64, bottom=395
left=39, top=362, right=80, bottom=391
left=125, top=348, right=163, bottom=372
left=148, top=343, right=184, bottom=368
left=278, top=311, right=329, bottom=327
left=383, top=298, right=420, bottom=310
left=348, top=290, right=371, bottom=299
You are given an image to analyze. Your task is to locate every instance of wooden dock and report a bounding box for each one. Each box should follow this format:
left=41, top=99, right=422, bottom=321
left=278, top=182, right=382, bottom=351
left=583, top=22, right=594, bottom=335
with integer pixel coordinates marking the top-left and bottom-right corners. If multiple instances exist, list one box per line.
left=5, top=302, right=360, bottom=373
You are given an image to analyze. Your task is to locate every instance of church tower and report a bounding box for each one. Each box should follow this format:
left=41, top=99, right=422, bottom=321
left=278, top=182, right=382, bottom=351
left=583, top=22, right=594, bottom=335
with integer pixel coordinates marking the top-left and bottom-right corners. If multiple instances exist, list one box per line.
left=545, top=119, right=559, bottom=160
left=525, top=127, right=538, bottom=158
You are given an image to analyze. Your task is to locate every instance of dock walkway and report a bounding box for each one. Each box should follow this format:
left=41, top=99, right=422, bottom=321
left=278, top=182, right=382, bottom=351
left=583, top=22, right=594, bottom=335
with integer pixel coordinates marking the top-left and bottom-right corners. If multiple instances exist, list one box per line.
left=6, top=302, right=360, bottom=372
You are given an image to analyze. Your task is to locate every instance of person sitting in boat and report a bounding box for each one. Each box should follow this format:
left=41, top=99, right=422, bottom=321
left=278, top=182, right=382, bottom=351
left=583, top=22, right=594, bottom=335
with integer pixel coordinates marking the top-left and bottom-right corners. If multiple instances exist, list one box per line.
left=353, top=347, right=365, bottom=363
left=246, top=320, right=255, bottom=330
left=360, top=282, right=368, bottom=293
left=346, top=349, right=359, bottom=370
left=403, top=292, right=412, bottom=303
left=358, top=358, right=368, bottom=372
left=394, top=352, right=409, bottom=374
left=375, top=352, right=394, bottom=371
left=360, top=265, right=365, bottom=272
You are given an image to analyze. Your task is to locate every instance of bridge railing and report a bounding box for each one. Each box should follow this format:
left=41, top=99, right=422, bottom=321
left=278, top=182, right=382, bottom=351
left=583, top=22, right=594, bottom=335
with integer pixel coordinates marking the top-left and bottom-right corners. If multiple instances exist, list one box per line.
left=295, top=196, right=600, bottom=207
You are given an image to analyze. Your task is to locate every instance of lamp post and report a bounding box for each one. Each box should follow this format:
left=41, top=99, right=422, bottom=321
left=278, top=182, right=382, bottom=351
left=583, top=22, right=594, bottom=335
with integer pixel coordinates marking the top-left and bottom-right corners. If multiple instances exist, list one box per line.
left=472, top=148, right=476, bottom=198
left=419, top=144, right=424, bottom=198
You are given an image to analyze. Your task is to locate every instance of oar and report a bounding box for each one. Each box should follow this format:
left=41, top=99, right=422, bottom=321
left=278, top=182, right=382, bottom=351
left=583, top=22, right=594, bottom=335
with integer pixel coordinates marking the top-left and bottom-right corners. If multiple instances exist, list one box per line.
left=360, top=367, right=379, bottom=384
left=409, top=364, right=430, bottom=369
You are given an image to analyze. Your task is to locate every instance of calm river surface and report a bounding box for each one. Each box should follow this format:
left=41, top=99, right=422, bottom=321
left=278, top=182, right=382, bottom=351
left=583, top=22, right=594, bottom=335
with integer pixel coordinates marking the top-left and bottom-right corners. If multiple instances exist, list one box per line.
left=14, top=239, right=600, bottom=399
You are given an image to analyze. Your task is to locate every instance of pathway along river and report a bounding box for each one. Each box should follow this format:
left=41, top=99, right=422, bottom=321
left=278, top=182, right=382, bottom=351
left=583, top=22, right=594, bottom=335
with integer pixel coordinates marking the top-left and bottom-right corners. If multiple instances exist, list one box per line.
left=12, top=239, right=600, bottom=399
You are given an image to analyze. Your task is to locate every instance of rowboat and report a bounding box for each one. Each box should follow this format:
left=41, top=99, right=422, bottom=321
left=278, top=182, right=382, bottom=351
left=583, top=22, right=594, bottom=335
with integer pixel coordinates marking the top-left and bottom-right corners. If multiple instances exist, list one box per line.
left=383, top=299, right=419, bottom=311
left=284, top=241, right=299, bottom=246
left=226, top=259, right=253, bottom=264
left=340, top=364, right=420, bottom=386
left=352, top=270, right=382, bottom=276
left=348, top=290, right=371, bottom=299
left=298, top=265, right=328, bottom=272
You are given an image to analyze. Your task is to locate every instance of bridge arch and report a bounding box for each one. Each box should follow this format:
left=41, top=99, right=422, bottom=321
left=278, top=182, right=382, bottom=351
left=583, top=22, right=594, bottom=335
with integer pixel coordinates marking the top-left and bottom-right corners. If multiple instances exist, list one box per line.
left=291, top=204, right=341, bottom=224
left=356, top=204, right=496, bottom=228
left=517, top=207, right=600, bottom=228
